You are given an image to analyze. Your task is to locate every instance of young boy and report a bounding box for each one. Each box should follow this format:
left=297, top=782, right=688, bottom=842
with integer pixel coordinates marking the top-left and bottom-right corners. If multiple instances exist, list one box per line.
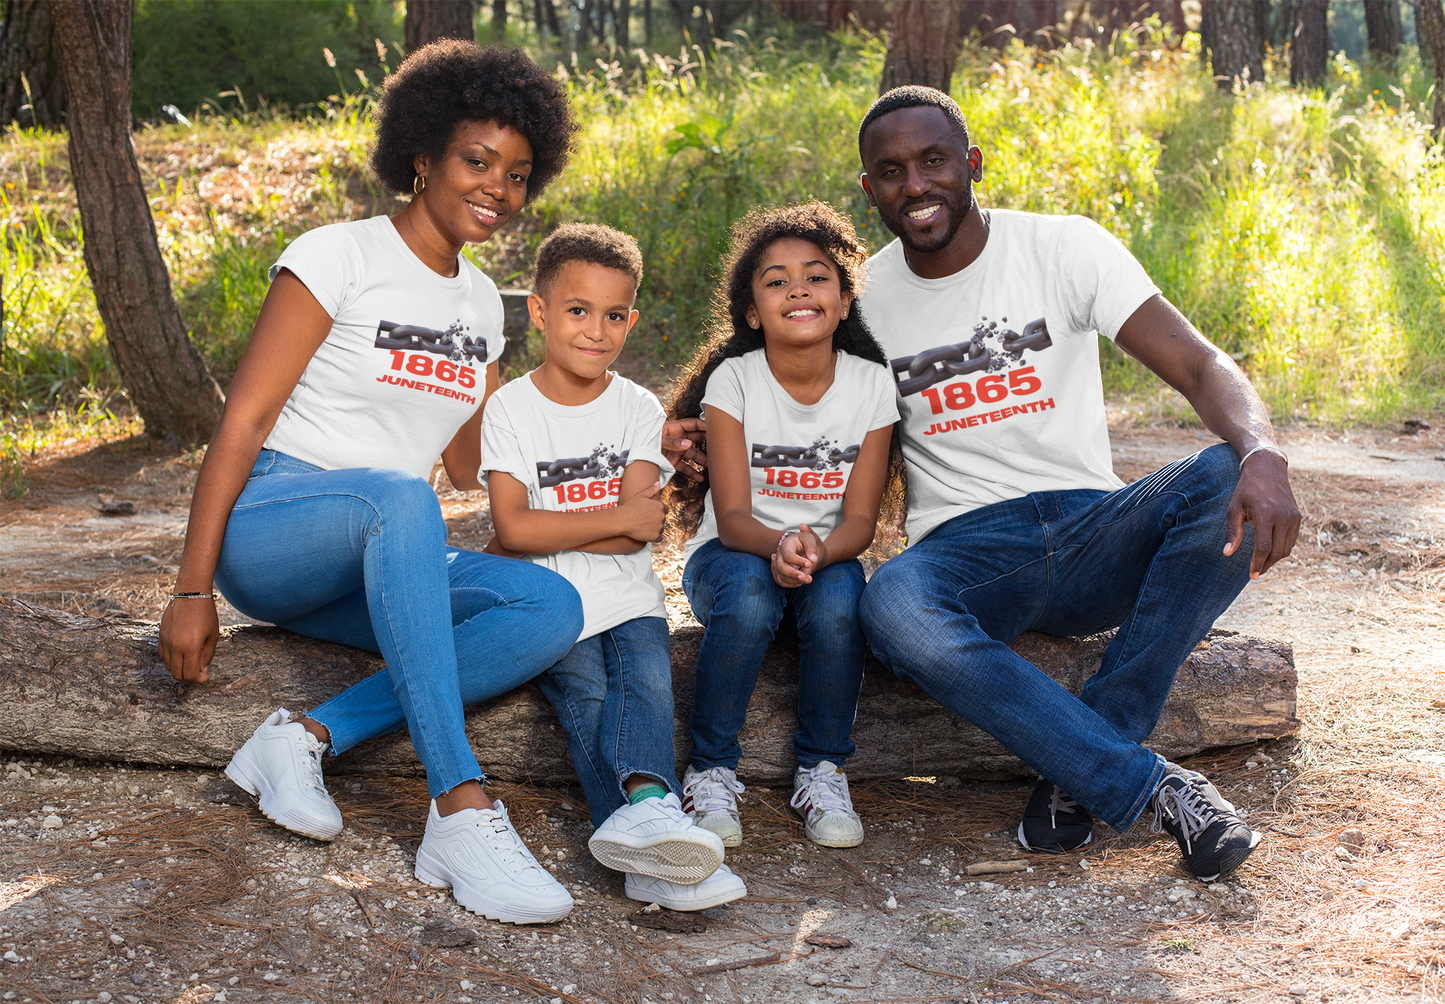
left=480, top=224, right=747, bottom=911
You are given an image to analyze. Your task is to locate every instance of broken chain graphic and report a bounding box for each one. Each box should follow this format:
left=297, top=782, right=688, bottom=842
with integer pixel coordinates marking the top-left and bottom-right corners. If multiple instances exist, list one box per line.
left=750, top=443, right=860, bottom=470
left=537, top=448, right=630, bottom=487
left=375, top=320, right=488, bottom=363
left=890, top=317, right=1052, bottom=397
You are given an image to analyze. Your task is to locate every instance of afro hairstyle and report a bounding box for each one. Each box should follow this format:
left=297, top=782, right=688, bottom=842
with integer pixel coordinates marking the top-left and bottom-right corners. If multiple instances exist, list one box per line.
left=857, top=85, right=970, bottom=162
left=371, top=41, right=576, bottom=201
left=533, top=223, right=644, bottom=298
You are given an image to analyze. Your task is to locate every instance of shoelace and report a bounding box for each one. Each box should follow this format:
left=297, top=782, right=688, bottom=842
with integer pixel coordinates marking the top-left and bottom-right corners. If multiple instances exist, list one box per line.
left=295, top=730, right=330, bottom=797
left=1048, top=785, right=1081, bottom=829
left=684, top=768, right=745, bottom=815
left=1150, top=779, right=1215, bottom=854
left=471, top=804, right=544, bottom=876
left=791, top=767, right=853, bottom=816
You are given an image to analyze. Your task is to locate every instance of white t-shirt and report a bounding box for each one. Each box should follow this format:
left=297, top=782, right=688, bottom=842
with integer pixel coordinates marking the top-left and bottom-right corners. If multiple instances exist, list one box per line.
left=858, top=209, right=1159, bottom=543
left=263, top=215, right=506, bottom=479
left=480, top=373, right=674, bottom=641
left=685, top=349, right=900, bottom=560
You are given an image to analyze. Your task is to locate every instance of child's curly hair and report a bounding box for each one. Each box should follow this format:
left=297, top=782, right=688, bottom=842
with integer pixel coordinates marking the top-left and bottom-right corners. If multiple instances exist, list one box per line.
left=371, top=41, right=576, bottom=200
left=533, top=223, right=643, bottom=297
left=665, top=201, right=906, bottom=541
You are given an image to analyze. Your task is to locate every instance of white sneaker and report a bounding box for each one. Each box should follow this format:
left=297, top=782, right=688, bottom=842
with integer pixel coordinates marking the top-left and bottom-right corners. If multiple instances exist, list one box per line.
left=588, top=793, right=724, bottom=884
left=791, top=761, right=864, bottom=848
left=625, top=863, right=747, bottom=911
left=414, top=799, right=573, bottom=924
left=681, top=765, right=744, bottom=848
left=225, top=708, right=343, bottom=841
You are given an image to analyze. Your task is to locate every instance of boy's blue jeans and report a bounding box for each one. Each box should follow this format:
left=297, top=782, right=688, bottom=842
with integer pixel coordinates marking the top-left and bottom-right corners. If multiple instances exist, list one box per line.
left=214, top=450, right=584, bottom=799
left=682, top=539, right=867, bottom=772
left=536, top=616, right=680, bottom=829
left=859, top=444, right=1253, bottom=832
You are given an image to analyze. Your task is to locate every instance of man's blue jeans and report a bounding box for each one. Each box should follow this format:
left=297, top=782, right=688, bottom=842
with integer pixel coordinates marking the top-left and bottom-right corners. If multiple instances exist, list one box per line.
left=683, top=538, right=867, bottom=771
left=214, top=450, right=584, bottom=799
left=859, top=444, right=1253, bottom=832
left=536, top=616, right=679, bottom=829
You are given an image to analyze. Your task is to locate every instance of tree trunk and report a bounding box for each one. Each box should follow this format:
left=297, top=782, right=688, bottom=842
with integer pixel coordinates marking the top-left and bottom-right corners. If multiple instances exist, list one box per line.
left=404, top=0, right=475, bottom=52
left=880, top=0, right=963, bottom=95
left=1421, top=0, right=1445, bottom=139
left=48, top=0, right=224, bottom=445
left=1209, top=0, right=1263, bottom=90
left=543, top=0, right=562, bottom=39
left=1364, top=0, right=1401, bottom=67
left=616, top=0, right=630, bottom=49
left=644, top=0, right=652, bottom=46
left=0, top=599, right=1299, bottom=785
left=0, top=0, right=64, bottom=127
left=1290, top=0, right=1329, bottom=87
left=491, top=0, right=506, bottom=39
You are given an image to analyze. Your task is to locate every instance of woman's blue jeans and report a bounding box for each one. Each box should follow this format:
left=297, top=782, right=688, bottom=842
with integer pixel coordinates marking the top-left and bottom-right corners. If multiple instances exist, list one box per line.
left=214, top=450, right=584, bottom=798
left=859, top=444, right=1253, bottom=832
left=536, top=616, right=680, bottom=829
left=682, top=538, right=867, bottom=772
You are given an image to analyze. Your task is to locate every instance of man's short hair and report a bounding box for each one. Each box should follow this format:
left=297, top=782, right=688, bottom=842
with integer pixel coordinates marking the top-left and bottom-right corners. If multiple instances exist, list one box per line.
left=533, top=223, right=643, bottom=298
left=857, top=85, right=970, bottom=162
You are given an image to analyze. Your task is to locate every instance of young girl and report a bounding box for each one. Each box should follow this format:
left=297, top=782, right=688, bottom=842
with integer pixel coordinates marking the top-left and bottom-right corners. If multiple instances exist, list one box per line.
left=666, top=202, right=904, bottom=849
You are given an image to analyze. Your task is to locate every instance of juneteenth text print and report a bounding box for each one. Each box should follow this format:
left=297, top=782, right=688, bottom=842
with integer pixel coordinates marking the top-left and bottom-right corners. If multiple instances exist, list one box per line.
left=891, top=316, right=1053, bottom=397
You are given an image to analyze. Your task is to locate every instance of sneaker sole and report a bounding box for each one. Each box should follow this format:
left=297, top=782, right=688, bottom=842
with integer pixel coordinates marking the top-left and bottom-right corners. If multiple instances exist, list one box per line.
left=414, top=849, right=572, bottom=924
left=626, top=880, right=747, bottom=912
left=1192, top=830, right=1264, bottom=883
left=1016, top=821, right=1092, bottom=854
left=805, top=830, right=864, bottom=849
left=224, top=746, right=342, bottom=842
left=588, top=832, right=724, bottom=884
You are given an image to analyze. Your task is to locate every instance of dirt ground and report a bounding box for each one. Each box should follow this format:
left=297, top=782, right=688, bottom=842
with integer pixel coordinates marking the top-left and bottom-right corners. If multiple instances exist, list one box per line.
left=0, top=414, right=1442, bottom=1004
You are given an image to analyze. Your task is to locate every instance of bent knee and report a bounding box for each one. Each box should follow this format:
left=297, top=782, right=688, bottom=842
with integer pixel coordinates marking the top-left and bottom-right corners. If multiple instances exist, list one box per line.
left=1191, top=443, right=1243, bottom=499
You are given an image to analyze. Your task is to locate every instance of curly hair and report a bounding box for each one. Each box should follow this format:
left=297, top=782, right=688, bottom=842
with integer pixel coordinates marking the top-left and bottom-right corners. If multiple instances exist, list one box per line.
left=664, top=201, right=907, bottom=540
left=371, top=41, right=576, bottom=200
left=533, top=223, right=643, bottom=298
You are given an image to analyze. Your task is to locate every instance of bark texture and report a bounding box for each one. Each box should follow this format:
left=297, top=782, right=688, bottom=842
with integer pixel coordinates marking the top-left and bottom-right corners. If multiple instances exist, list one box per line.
left=49, top=0, right=224, bottom=446
left=1290, top=0, right=1329, bottom=87
left=404, top=0, right=476, bottom=52
left=1364, top=0, right=1401, bottom=67
left=1420, top=0, right=1445, bottom=139
left=0, top=0, right=64, bottom=126
left=880, top=0, right=964, bottom=95
left=1208, top=0, right=1263, bottom=90
left=0, top=598, right=1300, bottom=784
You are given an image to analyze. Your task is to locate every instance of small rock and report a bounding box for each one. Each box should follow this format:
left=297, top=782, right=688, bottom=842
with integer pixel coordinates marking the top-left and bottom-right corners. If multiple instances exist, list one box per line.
left=805, top=975, right=827, bottom=987
left=421, top=920, right=478, bottom=948
left=213, top=993, right=226, bottom=1003
left=130, top=973, right=145, bottom=986
left=1078, top=858, right=1090, bottom=870
left=459, top=981, right=473, bottom=991
left=1334, top=846, right=1352, bottom=860
left=641, top=902, right=661, bottom=912
left=2, top=951, right=20, bottom=963
left=1289, top=986, right=1308, bottom=997
left=98, top=994, right=113, bottom=1003
left=550, top=998, right=562, bottom=1004
left=804, top=933, right=853, bottom=949
left=39, top=815, right=63, bottom=829
left=1207, top=883, right=1229, bottom=893
left=1339, top=828, right=1365, bottom=852
left=109, top=933, right=125, bottom=946
left=884, top=895, right=898, bottom=910
left=263, top=973, right=279, bottom=982
left=99, top=500, right=136, bottom=516
left=562, top=985, right=577, bottom=995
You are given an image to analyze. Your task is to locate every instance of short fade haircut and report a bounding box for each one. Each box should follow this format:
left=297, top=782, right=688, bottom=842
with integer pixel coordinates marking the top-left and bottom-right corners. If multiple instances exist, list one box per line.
left=857, top=85, right=970, bottom=162
left=533, top=223, right=644, bottom=298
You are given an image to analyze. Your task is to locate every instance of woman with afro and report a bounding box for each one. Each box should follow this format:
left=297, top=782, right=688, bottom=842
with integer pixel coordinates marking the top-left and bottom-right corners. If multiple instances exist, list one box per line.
left=158, top=42, right=588, bottom=924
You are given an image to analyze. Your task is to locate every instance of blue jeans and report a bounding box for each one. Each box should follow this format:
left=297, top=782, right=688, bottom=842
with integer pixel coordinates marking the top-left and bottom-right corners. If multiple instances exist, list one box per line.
left=535, top=616, right=679, bottom=829
left=682, top=538, right=867, bottom=771
left=860, top=444, right=1253, bottom=831
left=214, top=450, right=584, bottom=798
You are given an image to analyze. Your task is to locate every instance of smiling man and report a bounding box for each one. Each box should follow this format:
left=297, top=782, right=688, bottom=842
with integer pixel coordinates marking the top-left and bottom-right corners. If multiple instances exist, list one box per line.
left=854, top=86, right=1301, bottom=881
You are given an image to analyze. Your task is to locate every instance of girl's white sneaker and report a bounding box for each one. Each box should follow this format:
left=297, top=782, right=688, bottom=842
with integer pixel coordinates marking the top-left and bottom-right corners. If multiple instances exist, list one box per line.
left=414, top=799, right=573, bottom=924
left=225, top=708, right=343, bottom=841
left=588, top=793, right=724, bottom=884
left=791, top=761, right=864, bottom=848
left=681, top=765, right=744, bottom=848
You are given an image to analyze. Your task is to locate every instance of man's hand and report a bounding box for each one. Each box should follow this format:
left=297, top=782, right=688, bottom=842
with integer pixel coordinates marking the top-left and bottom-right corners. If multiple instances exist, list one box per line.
left=662, top=417, right=707, bottom=482
left=158, top=598, right=220, bottom=684
left=1224, top=452, right=1300, bottom=578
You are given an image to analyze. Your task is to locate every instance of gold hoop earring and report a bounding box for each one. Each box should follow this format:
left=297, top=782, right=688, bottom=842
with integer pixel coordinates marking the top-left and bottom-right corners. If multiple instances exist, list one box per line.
left=413, top=174, right=426, bottom=195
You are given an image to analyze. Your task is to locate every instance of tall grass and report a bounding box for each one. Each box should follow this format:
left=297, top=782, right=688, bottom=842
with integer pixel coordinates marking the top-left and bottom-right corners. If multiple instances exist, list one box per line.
left=2, top=28, right=1443, bottom=429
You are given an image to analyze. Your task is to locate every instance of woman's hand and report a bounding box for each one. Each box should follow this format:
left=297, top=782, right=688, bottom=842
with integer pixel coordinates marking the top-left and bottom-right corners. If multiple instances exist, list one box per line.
left=662, top=417, right=707, bottom=482
left=616, top=481, right=666, bottom=542
left=771, top=524, right=826, bottom=588
left=158, top=598, right=221, bottom=683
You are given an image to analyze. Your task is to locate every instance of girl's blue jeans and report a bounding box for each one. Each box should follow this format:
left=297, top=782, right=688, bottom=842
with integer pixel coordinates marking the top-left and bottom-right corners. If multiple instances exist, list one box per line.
left=536, top=616, right=680, bottom=829
left=214, top=450, right=584, bottom=798
left=859, top=444, right=1253, bottom=832
left=682, top=538, right=867, bottom=772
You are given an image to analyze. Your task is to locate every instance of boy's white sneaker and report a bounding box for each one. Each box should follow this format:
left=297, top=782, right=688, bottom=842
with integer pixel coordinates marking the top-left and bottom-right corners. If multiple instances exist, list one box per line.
left=625, top=863, right=747, bottom=911
left=588, top=793, right=724, bottom=884
left=681, top=765, right=744, bottom=848
left=791, top=761, right=864, bottom=848
left=414, top=799, right=573, bottom=924
left=225, top=708, right=343, bottom=841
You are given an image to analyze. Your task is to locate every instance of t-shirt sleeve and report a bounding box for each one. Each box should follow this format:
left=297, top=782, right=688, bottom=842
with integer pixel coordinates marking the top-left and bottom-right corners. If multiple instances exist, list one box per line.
left=1057, top=216, right=1160, bottom=342
left=479, top=394, right=533, bottom=485
left=866, top=363, right=901, bottom=431
left=699, top=358, right=745, bottom=423
left=269, top=224, right=361, bottom=318
left=623, top=386, right=676, bottom=487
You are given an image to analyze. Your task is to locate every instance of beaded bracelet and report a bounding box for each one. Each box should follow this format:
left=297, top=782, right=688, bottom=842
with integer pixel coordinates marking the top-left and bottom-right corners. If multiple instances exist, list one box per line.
left=775, top=531, right=793, bottom=555
left=169, top=592, right=217, bottom=600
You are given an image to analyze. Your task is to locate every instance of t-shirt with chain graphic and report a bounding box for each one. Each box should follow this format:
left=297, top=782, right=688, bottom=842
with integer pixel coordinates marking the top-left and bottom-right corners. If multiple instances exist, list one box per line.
left=684, top=348, right=900, bottom=562
left=858, top=209, right=1159, bottom=544
left=263, top=215, right=505, bottom=479
left=480, top=373, right=674, bottom=641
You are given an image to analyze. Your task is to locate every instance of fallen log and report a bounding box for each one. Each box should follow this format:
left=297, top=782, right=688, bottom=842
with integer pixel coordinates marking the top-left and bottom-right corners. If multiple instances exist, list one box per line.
left=0, top=597, right=1297, bottom=784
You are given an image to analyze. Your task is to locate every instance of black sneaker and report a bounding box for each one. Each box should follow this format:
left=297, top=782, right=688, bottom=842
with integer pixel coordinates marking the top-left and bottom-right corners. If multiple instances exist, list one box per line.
left=1150, top=763, right=1262, bottom=881
left=1017, top=778, right=1094, bottom=853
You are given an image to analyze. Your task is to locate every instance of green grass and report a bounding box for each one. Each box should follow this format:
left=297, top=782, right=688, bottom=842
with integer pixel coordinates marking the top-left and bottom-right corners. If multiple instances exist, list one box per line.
left=3, top=28, right=1443, bottom=429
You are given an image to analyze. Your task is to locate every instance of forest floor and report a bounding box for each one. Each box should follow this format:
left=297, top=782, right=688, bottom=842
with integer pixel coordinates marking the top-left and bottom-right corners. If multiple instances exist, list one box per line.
left=0, top=412, right=1442, bottom=1004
